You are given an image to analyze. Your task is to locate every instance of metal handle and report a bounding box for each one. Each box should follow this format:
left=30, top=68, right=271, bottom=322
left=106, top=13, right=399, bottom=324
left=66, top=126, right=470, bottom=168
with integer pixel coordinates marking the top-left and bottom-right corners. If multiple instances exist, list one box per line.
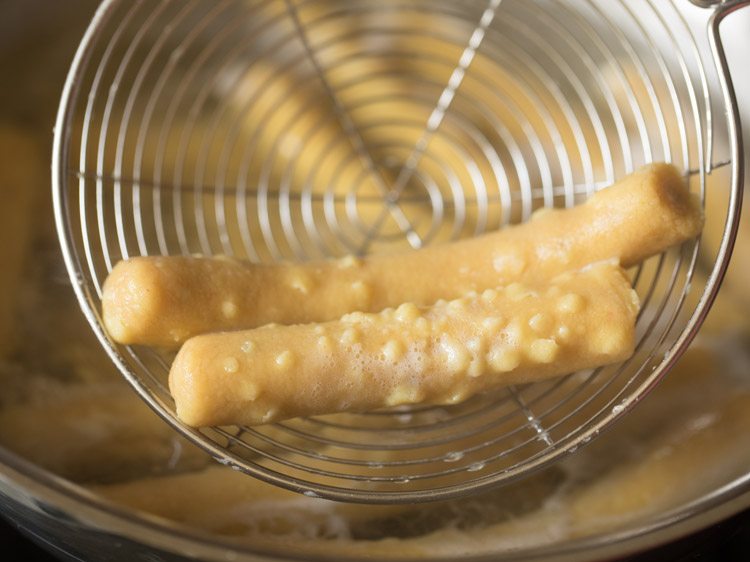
left=690, top=0, right=749, bottom=360
left=690, top=0, right=748, bottom=9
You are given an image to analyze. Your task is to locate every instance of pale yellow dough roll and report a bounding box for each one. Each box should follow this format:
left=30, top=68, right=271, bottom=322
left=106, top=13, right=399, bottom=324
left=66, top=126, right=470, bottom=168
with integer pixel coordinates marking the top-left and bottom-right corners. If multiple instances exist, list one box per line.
left=103, top=163, right=699, bottom=347
left=169, top=261, right=638, bottom=427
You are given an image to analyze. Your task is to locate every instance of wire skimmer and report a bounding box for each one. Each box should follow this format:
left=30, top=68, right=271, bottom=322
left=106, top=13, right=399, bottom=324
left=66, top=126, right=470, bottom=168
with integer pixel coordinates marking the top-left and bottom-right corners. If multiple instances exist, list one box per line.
left=53, top=0, right=746, bottom=503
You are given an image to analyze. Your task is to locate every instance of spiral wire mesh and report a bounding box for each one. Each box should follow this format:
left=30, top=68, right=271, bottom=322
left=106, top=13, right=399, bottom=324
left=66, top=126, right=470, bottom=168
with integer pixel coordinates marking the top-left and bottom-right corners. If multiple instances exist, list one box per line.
left=53, top=0, right=745, bottom=502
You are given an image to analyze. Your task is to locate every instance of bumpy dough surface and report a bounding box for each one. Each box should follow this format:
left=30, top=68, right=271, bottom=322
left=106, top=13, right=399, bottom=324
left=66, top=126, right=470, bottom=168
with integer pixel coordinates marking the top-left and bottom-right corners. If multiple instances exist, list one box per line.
left=169, top=261, right=638, bottom=427
left=103, top=163, right=700, bottom=347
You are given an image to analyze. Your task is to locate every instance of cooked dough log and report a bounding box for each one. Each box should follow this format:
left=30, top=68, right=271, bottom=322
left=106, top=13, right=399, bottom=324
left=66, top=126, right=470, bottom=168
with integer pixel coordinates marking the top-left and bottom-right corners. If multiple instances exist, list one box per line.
left=104, top=163, right=698, bottom=347
left=169, top=261, right=639, bottom=427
